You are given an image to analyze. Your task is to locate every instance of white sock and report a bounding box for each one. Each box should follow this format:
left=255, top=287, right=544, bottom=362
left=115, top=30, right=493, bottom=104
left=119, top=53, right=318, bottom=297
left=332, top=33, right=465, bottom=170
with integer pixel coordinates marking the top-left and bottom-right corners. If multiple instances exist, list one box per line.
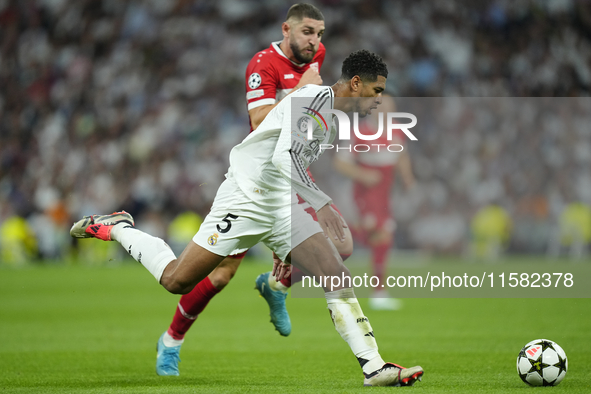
left=162, top=331, right=184, bottom=347
left=326, top=288, right=385, bottom=374
left=111, top=223, right=176, bottom=282
left=268, top=272, right=288, bottom=293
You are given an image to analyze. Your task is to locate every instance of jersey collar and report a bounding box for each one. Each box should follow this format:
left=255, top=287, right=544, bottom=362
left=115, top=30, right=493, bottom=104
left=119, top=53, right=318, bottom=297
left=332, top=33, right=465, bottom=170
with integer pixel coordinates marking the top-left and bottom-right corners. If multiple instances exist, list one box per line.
left=272, top=41, right=307, bottom=67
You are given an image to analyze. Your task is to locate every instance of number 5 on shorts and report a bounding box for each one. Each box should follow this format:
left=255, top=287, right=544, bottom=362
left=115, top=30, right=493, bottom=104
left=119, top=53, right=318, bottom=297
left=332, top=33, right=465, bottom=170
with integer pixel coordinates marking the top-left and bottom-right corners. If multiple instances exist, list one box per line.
left=217, top=213, right=239, bottom=234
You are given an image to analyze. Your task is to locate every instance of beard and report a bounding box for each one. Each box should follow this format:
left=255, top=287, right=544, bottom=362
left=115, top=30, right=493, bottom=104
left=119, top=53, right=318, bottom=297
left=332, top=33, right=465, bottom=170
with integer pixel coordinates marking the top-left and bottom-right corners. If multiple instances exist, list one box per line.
left=290, top=41, right=316, bottom=64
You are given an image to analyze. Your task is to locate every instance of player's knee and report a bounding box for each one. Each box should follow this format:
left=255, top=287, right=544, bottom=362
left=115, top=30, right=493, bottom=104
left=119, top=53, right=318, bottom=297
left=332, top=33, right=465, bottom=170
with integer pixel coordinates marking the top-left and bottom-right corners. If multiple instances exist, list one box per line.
left=336, top=238, right=354, bottom=257
left=160, top=273, right=194, bottom=295
left=208, top=266, right=236, bottom=289
left=331, top=227, right=354, bottom=257
left=161, top=279, right=189, bottom=295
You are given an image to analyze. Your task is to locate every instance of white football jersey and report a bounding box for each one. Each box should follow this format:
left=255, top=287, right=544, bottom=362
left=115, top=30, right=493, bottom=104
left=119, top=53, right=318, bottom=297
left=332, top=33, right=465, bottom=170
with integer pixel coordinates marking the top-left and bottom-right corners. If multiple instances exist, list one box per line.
left=227, top=84, right=336, bottom=211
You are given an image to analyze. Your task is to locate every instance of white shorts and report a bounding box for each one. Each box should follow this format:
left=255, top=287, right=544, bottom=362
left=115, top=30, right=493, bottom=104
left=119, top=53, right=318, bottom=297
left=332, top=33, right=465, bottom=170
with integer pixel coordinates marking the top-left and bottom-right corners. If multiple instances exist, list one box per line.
left=193, top=179, right=323, bottom=261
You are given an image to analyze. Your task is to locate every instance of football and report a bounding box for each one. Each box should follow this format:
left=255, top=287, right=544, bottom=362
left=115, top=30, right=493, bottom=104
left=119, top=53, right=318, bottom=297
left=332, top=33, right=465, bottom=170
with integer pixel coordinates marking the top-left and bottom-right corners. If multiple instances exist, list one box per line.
left=516, top=339, right=568, bottom=386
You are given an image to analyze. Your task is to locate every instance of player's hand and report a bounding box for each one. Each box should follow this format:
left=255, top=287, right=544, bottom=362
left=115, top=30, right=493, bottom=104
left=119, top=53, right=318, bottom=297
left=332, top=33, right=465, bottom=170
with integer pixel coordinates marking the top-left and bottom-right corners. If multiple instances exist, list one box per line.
left=316, top=204, right=347, bottom=243
left=360, top=169, right=382, bottom=187
left=297, top=67, right=322, bottom=88
left=271, top=252, right=292, bottom=281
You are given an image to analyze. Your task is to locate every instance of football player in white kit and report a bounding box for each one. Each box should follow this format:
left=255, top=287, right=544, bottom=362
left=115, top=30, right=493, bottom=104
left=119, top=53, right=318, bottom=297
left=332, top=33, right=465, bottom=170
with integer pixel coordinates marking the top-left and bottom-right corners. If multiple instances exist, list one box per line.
left=150, top=3, right=356, bottom=378
left=71, top=50, right=423, bottom=387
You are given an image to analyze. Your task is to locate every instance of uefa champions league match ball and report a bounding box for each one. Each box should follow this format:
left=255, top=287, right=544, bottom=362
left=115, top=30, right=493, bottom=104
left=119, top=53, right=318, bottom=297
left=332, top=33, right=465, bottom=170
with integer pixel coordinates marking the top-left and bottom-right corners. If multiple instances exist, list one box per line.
left=516, top=339, right=568, bottom=386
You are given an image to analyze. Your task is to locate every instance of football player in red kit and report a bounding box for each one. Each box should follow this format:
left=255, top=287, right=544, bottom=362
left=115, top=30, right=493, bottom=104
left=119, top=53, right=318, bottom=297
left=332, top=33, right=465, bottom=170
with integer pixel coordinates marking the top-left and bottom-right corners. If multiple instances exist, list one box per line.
left=155, top=4, right=353, bottom=376
left=334, top=97, right=415, bottom=310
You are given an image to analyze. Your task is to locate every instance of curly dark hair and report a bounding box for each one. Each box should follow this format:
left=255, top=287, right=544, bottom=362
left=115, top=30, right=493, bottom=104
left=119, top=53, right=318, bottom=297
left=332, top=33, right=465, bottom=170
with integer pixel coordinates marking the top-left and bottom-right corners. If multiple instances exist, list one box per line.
left=340, top=50, right=388, bottom=82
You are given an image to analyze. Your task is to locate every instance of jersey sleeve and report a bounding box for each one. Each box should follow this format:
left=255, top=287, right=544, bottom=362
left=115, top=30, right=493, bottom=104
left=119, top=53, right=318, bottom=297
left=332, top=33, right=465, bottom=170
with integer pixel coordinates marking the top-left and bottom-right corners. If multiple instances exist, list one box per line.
left=245, top=53, right=279, bottom=111
left=271, top=88, right=333, bottom=211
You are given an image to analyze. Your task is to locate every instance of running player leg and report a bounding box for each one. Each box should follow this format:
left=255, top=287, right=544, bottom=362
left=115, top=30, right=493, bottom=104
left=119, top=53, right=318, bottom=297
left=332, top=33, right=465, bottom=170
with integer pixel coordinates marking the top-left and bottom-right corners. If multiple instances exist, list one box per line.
left=255, top=203, right=352, bottom=336
left=264, top=203, right=353, bottom=289
left=158, top=253, right=244, bottom=376
left=69, top=181, right=269, bottom=376
left=266, top=206, right=422, bottom=387
left=167, top=255, right=244, bottom=341
left=367, top=225, right=401, bottom=311
left=360, top=214, right=400, bottom=311
left=69, top=210, right=220, bottom=293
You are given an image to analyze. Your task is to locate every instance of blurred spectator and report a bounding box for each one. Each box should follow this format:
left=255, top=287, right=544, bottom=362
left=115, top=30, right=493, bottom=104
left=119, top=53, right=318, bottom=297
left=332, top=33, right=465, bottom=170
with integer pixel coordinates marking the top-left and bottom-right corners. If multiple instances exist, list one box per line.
left=1, top=0, right=590, bottom=262
left=547, top=202, right=591, bottom=259
left=167, top=211, right=203, bottom=255
left=0, top=213, right=38, bottom=265
left=470, top=204, right=512, bottom=261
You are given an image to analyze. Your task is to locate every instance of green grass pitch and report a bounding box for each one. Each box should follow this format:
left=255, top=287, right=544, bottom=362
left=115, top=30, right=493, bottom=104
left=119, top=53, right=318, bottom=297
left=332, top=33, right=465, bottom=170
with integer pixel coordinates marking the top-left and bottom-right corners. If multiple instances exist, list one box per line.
left=1, top=258, right=590, bottom=393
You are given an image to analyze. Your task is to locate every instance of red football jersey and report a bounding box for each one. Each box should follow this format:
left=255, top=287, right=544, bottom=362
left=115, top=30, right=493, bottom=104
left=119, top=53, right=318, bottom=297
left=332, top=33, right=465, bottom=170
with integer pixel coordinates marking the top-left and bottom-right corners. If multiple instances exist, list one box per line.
left=348, top=119, right=407, bottom=226
left=352, top=119, right=406, bottom=167
left=245, top=41, right=326, bottom=128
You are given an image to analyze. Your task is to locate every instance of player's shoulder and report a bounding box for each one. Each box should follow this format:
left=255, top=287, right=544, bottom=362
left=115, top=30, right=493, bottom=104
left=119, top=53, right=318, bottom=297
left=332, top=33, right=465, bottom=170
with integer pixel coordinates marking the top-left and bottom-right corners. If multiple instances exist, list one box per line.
left=247, top=43, right=279, bottom=68
left=288, top=85, right=333, bottom=113
left=292, top=84, right=333, bottom=99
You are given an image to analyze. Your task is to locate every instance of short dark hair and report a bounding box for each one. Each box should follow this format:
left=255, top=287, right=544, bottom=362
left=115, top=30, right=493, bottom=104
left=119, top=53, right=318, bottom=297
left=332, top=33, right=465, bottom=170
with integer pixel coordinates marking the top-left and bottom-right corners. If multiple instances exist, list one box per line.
left=340, top=50, right=388, bottom=82
left=286, top=3, right=324, bottom=22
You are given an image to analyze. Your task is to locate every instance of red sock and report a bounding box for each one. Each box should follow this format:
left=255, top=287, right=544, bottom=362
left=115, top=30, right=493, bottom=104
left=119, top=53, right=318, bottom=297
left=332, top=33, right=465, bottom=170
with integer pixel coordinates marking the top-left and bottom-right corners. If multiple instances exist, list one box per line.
left=167, top=276, right=220, bottom=340
left=281, top=266, right=306, bottom=287
left=280, top=276, right=291, bottom=287
left=371, top=243, right=390, bottom=284
left=280, top=268, right=296, bottom=288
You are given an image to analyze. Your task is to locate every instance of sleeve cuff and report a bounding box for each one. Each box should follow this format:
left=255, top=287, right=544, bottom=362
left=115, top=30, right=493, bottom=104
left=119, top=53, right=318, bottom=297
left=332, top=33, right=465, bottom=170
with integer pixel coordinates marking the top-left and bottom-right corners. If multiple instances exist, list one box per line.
left=247, top=98, right=276, bottom=110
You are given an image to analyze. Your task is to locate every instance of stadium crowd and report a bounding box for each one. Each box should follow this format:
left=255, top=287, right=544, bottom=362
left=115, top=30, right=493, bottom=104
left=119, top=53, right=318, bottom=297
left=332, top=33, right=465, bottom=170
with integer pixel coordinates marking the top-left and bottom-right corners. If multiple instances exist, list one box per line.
left=1, top=0, right=590, bottom=263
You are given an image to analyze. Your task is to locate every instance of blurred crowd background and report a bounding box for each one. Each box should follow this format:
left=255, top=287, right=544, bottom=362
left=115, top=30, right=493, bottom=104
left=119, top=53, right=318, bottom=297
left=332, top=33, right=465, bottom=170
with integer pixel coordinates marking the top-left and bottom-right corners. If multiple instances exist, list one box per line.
left=1, top=0, right=590, bottom=264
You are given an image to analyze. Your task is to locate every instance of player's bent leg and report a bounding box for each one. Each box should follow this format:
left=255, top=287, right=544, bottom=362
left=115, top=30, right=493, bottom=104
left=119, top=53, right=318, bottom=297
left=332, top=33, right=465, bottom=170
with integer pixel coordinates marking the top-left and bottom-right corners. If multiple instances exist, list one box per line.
left=301, top=203, right=354, bottom=264
left=164, top=255, right=243, bottom=344
left=71, top=210, right=226, bottom=293
left=278, top=225, right=352, bottom=287
left=290, top=233, right=422, bottom=387
left=332, top=224, right=353, bottom=260
left=254, top=204, right=354, bottom=334
left=158, top=257, right=242, bottom=376
left=107, top=216, right=225, bottom=294
left=159, top=241, right=226, bottom=294
left=366, top=227, right=401, bottom=311
left=71, top=211, right=211, bottom=293
left=290, top=232, right=350, bottom=282
left=71, top=212, right=229, bottom=376
left=209, top=255, right=243, bottom=290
